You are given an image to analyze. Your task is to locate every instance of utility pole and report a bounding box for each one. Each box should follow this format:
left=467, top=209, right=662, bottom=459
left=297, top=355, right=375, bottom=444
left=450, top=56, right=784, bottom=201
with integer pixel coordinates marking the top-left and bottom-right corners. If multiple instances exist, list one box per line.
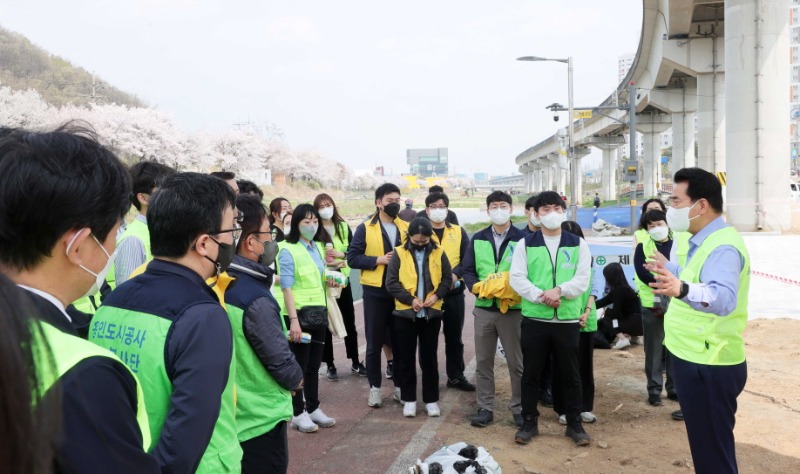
left=629, top=81, right=638, bottom=234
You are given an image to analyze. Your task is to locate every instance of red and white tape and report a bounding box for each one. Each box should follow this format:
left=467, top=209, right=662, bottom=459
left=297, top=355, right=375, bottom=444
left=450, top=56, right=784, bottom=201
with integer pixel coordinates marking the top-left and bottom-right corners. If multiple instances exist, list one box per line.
left=751, top=270, right=800, bottom=288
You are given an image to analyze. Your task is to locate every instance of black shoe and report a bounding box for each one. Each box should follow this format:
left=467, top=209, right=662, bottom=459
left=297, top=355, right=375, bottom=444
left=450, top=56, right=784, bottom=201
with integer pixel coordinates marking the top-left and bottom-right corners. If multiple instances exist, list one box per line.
left=351, top=362, right=367, bottom=377
left=514, top=415, right=539, bottom=444
left=447, top=376, right=476, bottom=392
left=538, top=388, right=554, bottom=408
left=326, top=366, right=338, bottom=382
left=648, top=394, right=662, bottom=406
left=513, top=413, right=524, bottom=429
left=385, top=360, right=393, bottom=379
left=667, top=392, right=679, bottom=401
left=470, top=408, right=493, bottom=427
left=565, top=423, right=591, bottom=446
left=671, top=410, right=684, bottom=421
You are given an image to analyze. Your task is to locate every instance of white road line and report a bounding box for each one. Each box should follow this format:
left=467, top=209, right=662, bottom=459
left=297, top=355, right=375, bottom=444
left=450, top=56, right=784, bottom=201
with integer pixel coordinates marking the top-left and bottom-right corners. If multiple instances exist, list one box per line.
left=385, top=356, right=478, bottom=474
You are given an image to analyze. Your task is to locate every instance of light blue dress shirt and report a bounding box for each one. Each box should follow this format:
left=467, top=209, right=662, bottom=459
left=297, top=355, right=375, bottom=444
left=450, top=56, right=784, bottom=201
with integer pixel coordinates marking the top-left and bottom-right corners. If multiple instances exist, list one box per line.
left=115, top=214, right=148, bottom=285
left=665, top=217, right=744, bottom=316
left=414, top=249, right=426, bottom=318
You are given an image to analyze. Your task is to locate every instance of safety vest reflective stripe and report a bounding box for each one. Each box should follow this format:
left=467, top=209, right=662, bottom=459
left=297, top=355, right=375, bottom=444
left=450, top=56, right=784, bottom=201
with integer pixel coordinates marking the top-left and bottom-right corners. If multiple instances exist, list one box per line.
left=664, top=226, right=750, bottom=366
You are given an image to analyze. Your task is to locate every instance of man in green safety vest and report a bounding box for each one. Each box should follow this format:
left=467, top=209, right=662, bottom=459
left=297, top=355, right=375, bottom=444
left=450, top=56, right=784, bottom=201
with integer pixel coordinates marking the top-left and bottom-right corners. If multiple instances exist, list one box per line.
left=108, top=160, right=176, bottom=289
left=90, top=172, right=243, bottom=473
left=226, top=194, right=304, bottom=474
left=646, top=167, right=750, bottom=474
left=0, top=125, right=159, bottom=473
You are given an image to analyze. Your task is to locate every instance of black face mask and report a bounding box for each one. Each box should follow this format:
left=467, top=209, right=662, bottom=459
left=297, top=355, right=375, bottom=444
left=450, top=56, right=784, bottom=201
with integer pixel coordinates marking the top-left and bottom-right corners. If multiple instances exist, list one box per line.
left=207, top=236, right=235, bottom=274
left=383, top=202, right=401, bottom=218
left=411, top=242, right=429, bottom=252
left=259, top=240, right=279, bottom=267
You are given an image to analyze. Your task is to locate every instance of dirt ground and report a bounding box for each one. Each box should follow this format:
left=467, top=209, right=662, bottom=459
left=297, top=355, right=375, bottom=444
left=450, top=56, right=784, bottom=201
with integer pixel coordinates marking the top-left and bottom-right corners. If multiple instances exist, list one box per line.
left=432, top=318, right=800, bottom=473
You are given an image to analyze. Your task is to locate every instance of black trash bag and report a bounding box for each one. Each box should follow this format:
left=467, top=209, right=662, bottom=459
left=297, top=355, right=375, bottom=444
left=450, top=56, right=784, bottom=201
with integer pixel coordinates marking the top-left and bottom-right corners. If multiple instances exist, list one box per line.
left=457, top=445, right=479, bottom=460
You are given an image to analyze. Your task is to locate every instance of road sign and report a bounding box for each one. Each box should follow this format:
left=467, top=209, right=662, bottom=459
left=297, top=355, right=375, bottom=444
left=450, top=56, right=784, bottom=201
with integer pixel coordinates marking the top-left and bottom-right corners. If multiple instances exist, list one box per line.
left=624, top=160, right=638, bottom=182
left=573, top=110, right=592, bottom=119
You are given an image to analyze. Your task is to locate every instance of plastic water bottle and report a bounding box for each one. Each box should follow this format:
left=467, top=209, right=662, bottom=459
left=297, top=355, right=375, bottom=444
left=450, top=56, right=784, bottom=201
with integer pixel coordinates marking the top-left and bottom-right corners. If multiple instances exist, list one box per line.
left=287, top=332, right=312, bottom=344
left=325, top=243, right=334, bottom=263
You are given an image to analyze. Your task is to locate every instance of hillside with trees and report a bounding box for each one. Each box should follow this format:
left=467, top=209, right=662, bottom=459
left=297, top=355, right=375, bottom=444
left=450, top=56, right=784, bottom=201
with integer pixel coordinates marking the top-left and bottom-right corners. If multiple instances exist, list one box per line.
left=0, top=25, right=144, bottom=108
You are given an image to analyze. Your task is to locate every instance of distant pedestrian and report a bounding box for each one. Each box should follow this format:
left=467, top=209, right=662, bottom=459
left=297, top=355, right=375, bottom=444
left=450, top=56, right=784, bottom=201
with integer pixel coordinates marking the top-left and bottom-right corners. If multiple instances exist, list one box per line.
left=593, top=193, right=601, bottom=208
left=398, top=198, right=417, bottom=222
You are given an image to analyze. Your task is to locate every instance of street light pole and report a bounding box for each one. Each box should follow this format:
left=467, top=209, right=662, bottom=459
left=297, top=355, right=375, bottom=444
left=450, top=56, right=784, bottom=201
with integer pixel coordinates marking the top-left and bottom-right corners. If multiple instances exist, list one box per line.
left=517, top=55, right=577, bottom=219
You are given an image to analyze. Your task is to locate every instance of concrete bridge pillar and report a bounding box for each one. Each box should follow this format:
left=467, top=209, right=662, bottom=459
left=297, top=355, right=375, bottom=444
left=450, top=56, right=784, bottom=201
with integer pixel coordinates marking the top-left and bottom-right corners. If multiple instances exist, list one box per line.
left=725, top=0, right=791, bottom=231
left=697, top=72, right=726, bottom=173
left=671, top=109, right=696, bottom=171
left=638, top=115, right=672, bottom=198
left=601, top=147, right=618, bottom=201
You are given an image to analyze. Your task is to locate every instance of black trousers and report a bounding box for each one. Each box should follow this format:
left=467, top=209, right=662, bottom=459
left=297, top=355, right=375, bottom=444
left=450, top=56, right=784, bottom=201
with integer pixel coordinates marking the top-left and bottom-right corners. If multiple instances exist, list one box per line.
left=363, top=287, right=398, bottom=388
left=322, top=284, right=360, bottom=366
left=289, top=326, right=326, bottom=416
left=441, top=292, right=465, bottom=380
left=394, top=316, right=441, bottom=403
left=520, top=318, right=582, bottom=424
left=553, top=330, right=595, bottom=414
left=672, top=354, right=747, bottom=474
left=241, top=421, right=288, bottom=474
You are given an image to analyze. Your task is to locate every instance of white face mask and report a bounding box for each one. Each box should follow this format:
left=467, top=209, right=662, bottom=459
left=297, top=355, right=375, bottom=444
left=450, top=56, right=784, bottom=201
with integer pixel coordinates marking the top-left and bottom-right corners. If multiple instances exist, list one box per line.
left=539, top=211, right=566, bottom=230
left=318, top=207, right=334, bottom=220
left=529, top=214, right=541, bottom=228
left=647, top=225, right=670, bottom=242
left=488, top=208, right=510, bottom=226
left=429, top=208, right=448, bottom=223
left=283, top=226, right=291, bottom=235
left=66, top=229, right=117, bottom=298
left=666, top=201, right=698, bottom=233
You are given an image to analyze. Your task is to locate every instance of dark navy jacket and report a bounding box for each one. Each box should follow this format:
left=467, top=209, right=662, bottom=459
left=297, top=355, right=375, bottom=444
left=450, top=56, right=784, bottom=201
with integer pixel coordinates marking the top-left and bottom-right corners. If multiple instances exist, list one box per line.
left=23, top=289, right=160, bottom=474
left=347, top=213, right=404, bottom=299
left=461, top=224, right=527, bottom=312
left=102, top=259, right=233, bottom=474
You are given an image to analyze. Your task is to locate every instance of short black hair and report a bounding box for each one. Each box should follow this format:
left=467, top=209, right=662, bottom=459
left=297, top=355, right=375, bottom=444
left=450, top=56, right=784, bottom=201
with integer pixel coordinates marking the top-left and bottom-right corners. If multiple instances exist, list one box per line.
left=0, top=123, right=131, bottom=271
left=533, top=191, right=565, bottom=212
left=561, top=220, right=585, bottom=239
left=375, top=183, right=401, bottom=201
left=425, top=192, right=449, bottom=208
left=129, top=161, right=177, bottom=211
left=485, top=191, right=512, bottom=207
left=236, top=194, right=268, bottom=252
left=642, top=209, right=667, bottom=227
left=237, top=179, right=264, bottom=199
left=148, top=172, right=236, bottom=258
left=285, top=204, right=325, bottom=244
left=673, top=167, right=723, bottom=213
left=210, top=171, right=235, bottom=181
left=405, top=217, right=437, bottom=250
left=524, top=195, right=537, bottom=210
left=429, top=185, right=444, bottom=194
left=638, top=198, right=666, bottom=229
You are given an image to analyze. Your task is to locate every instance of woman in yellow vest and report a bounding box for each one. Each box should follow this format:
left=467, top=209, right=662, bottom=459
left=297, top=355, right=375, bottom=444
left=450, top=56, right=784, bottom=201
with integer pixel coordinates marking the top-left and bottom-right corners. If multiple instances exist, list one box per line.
left=314, top=193, right=367, bottom=380
left=385, top=218, right=452, bottom=418
left=277, top=204, right=338, bottom=433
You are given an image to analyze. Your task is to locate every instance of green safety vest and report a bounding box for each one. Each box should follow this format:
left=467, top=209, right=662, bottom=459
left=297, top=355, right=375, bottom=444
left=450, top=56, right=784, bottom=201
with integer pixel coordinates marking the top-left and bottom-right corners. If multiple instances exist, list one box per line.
left=664, top=227, right=750, bottom=366
left=71, top=294, right=102, bottom=315
left=473, top=238, right=520, bottom=309
left=520, top=233, right=582, bottom=320
left=226, top=303, right=292, bottom=442
left=331, top=221, right=351, bottom=279
left=633, top=228, right=649, bottom=245
left=579, top=266, right=597, bottom=332
left=107, top=218, right=152, bottom=289
left=673, top=231, right=691, bottom=268
left=89, top=307, right=242, bottom=472
left=35, top=321, right=151, bottom=449
left=634, top=234, right=671, bottom=308
left=272, top=240, right=326, bottom=314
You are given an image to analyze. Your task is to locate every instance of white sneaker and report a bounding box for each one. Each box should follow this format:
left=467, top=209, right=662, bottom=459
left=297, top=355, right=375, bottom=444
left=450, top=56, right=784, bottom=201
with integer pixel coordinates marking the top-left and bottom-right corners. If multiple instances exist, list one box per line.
left=558, top=414, right=567, bottom=425
left=291, top=411, right=318, bottom=433
left=308, top=407, right=336, bottom=427
left=614, top=336, right=631, bottom=350
left=368, top=387, right=382, bottom=408
left=393, top=387, right=402, bottom=403
left=630, top=336, right=643, bottom=345
left=425, top=402, right=441, bottom=417
left=580, top=412, right=597, bottom=423
left=403, top=401, right=417, bottom=417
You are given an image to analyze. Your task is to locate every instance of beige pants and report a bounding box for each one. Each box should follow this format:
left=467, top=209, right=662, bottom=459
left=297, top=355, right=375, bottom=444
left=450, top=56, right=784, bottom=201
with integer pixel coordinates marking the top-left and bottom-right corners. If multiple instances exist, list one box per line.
left=473, top=307, right=523, bottom=414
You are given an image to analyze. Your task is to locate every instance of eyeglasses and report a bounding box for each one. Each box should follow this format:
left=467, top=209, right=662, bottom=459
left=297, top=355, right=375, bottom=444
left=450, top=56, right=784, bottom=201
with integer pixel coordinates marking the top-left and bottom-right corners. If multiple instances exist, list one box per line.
left=252, top=230, right=278, bottom=241
left=215, top=225, right=242, bottom=241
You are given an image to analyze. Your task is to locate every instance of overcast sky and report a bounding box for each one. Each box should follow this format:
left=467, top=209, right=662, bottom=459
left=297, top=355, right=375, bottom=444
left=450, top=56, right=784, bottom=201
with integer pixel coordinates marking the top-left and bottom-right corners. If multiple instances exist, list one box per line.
left=1, top=1, right=642, bottom=176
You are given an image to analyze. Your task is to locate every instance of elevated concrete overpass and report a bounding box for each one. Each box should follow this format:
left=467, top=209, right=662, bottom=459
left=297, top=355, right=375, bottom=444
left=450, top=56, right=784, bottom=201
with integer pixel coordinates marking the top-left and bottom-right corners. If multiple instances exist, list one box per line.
left=474, top=174, right=525, bottom=192
left=516, top=0, right=791, bottom=232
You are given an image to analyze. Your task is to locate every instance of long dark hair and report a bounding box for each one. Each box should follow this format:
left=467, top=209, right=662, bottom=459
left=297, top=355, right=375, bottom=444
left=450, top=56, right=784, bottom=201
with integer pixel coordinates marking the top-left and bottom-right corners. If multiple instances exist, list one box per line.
left=268, top=197, right=289, bottom=226
left=602, top=262, right=630, bottom=290
left=0, top=274, right=60, bottom=473
left=561, top=220, right=585, bottom=239
left=313, top=193, right=346, bottom=242
left=286, top=204, right=328, bottom=244
left=638, top=198, right=666, bottom=230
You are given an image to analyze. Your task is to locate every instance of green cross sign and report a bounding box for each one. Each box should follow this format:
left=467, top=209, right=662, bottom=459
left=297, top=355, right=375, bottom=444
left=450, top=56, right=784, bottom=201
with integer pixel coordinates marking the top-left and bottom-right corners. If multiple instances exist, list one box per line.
left=596, top=256, right=606, bottom=265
